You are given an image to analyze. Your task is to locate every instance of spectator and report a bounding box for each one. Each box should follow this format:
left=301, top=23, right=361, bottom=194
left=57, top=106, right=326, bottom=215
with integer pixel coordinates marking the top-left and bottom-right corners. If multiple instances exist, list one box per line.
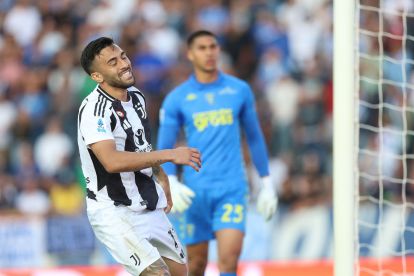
left=34, top=117, right=73, bottom=177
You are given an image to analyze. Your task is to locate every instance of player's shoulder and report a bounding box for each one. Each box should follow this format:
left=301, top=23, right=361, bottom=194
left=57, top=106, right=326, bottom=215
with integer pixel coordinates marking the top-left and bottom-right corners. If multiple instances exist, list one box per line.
left=164, top=79, right=194, bottom=103
left=78, top=86, right=113, bottom=118
left=220, top=73, right=253, bottom=99
left=172, top=78, right=194, bottom=95
left=221, top=72, right=250, bottom=89
left=127, top=86, right=144, bottom=97
left=127, top=86, right=146, bottom=102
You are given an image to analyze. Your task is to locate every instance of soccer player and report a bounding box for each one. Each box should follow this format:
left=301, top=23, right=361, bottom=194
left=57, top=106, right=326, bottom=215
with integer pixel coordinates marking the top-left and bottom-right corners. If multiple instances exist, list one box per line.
left=157, top=30, right=277, bottom=276
left=77, top=37, right=202, bottom=276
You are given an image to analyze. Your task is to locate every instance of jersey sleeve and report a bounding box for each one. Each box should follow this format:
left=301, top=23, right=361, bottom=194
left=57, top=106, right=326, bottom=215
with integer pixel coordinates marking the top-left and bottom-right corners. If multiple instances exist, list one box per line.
left=79, top=105, right=114, bottom=146
left=157, top=93, right=182, bottom=175
left=240, top=84, right=270, bottom=177
left=159, top=92, right=183, bottom=127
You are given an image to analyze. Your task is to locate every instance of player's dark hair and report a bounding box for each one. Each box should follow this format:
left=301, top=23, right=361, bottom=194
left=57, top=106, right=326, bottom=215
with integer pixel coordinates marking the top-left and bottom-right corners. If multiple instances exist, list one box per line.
left=186, top=30, right=217, bottom=47
left=80, top=37, right=114, bottom=75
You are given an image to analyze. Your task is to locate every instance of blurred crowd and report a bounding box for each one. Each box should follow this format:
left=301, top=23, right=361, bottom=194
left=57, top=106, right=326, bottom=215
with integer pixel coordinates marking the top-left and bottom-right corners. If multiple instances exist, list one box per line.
left=0, top=0, right=333, bottom=231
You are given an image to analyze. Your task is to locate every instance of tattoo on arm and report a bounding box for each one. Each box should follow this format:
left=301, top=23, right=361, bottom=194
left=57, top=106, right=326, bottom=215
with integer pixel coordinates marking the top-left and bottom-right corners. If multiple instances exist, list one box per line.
left=152, top=165, right=161, bottom=176
left=152, top=165, right=168, bottom=187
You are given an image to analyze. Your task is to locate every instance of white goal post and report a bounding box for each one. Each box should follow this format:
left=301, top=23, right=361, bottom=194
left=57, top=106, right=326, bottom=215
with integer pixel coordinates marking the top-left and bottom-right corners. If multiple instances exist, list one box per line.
left=334, top=0, right=414, bottom=275
left=333, top=0, right=356, bottom=275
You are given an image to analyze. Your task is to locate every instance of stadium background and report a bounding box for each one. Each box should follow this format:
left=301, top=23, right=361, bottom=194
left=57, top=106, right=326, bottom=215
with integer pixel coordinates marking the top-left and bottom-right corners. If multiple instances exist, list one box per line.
left=1, top=0, right=412, bottom=275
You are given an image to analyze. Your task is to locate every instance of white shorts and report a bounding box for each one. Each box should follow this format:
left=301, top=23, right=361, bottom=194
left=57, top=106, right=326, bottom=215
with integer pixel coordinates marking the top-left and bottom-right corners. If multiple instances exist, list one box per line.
left=87, top=202, right=186, bottom=275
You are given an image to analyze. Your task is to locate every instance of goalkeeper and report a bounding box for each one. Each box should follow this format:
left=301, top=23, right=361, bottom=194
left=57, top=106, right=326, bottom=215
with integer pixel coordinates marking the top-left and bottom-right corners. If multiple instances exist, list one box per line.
left=157, top=30, right=277, bottom=276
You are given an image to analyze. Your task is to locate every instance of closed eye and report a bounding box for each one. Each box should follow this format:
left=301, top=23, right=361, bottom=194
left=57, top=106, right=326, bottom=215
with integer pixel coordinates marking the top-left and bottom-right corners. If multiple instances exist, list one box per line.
left=107, top=57, right=116, bottom=66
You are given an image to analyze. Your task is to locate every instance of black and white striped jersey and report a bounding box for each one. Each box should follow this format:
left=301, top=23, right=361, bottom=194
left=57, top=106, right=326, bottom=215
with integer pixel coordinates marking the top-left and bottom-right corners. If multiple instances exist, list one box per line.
left=77, top=85, right=166, bottom=212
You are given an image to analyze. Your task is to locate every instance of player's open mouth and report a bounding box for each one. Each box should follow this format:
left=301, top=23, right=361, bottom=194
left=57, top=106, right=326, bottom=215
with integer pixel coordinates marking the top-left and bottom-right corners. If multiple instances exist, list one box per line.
left=120, top=69, right=132, bottom=78
left=206, top=60, right=215, bottom=66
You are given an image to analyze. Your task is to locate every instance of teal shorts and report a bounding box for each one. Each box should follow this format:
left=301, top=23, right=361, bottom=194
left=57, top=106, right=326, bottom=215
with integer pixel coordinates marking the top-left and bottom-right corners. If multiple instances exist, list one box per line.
left=170, top=180, right=248, bottom=245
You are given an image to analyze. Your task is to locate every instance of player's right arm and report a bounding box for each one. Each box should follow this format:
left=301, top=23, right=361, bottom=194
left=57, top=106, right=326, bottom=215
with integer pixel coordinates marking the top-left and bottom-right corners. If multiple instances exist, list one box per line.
left=90, top=140, right=201, bottom=173
left=79, top=97, right=200, bottom=174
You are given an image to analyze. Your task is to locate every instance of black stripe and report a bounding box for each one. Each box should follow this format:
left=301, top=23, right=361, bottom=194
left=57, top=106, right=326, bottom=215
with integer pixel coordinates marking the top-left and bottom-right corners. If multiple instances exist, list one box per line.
left=101, top=98, right=108, bottom=117
left=78, top=101, right=88, bottom=140
left=88, top=148, right=132, bottom=206
left=78, top=102, right=87, bottom=128
left=97, top=96, right=105, bottom=117
left=130, top=92, right=151, bottom=144
left=134, top=90, right=146, bottom=104
left=112, top=100, right=136, bottom=151
left=97, top=86, right=115, bottom=102
left=94, top=94, right=102, bottom=116
left=110, top=113, right=117, bottom=131
left=134, top=172, right=158, bottom=210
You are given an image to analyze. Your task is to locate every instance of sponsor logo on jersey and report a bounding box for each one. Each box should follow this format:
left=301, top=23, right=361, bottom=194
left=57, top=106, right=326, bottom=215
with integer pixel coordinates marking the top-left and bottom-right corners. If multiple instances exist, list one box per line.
left=116, top=111, right=124, bottom=117
left=219, top=86, right=237, bottom=95
left=135, top=144, right=153, bottom=153
left=97, top=118, right=106, bottom=133
left=134, top=128, right=152, bottom=152
left=185, top=93, right=197, bottom=101
left=192, top=108, right=233, bottom=132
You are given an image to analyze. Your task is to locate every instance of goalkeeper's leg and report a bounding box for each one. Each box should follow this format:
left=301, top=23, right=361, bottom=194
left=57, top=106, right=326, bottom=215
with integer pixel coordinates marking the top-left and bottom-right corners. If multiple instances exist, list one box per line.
left=216, top=229, right=243, bottom=275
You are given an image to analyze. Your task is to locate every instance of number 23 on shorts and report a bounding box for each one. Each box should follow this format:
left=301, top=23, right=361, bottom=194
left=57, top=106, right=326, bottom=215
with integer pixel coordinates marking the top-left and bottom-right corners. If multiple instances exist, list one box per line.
left=221, top=203, right=244, bottom=223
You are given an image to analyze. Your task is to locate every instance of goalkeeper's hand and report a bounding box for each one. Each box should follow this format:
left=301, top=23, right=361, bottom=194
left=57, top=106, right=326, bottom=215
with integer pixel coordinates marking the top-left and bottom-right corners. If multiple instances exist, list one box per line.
left=257, top=176, right=278, bottom=221
left=168, top=175, right=195, bottom=213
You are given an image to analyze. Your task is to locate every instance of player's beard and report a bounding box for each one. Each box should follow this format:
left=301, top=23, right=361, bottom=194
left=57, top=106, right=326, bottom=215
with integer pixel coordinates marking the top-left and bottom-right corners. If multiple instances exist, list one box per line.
left=200, top=57, right=218, bottom=73
left=198, top=62, right=217, bottom=74
left=106, top=74, right=135, bottom=89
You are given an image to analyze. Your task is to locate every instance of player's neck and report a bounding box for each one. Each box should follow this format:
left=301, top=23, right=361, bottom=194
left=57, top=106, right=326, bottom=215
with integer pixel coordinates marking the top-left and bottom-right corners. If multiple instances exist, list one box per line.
left=100, top=84, right=128, bottom=102
left=194, top=70, right=218, bottom=84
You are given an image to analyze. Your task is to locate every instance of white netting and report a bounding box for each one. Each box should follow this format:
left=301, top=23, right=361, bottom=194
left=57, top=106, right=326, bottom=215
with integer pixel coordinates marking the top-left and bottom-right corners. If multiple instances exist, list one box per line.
left=357, top=0, right=414, bottom=275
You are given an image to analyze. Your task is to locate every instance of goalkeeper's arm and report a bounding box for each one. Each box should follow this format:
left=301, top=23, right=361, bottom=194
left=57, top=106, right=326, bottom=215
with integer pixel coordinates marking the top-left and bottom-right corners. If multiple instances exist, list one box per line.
left=241, top=89, right=278, bottom=221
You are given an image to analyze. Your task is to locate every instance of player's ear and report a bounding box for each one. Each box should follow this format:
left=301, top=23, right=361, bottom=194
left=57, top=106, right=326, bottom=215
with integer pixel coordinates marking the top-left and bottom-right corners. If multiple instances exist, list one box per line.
left=187, top=50, right=194, bottom=62
left=91, top=72, right=104, bottom=83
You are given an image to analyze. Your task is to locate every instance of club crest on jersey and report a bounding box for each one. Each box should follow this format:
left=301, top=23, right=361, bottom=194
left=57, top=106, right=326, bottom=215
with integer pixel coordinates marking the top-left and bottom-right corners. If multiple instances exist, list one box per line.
left=134, top=102, right=147, bottom=119
left=97, top=118, right=106, bottom=133
left=205, top=93, right=215, bottom=105
left=116, top=111, right=124, bottom=118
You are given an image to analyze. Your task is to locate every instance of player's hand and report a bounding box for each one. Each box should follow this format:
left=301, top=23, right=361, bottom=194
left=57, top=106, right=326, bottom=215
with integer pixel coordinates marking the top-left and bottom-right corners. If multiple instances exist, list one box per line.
left=164, top=186, right=173, bottom=214
left=164, top=197, right=173, bottom=214
left=257, top=176, right=278, bottom=221
left=168, top=175, right=195, bottom=213
left=171, top=147, right=201, bottom=172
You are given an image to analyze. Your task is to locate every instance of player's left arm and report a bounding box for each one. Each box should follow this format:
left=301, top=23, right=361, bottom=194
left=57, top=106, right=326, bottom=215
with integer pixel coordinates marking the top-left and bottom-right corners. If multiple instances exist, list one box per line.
left=152, top=165, right=172, bottom=213
left=240, top=84, right=278, bottom=221
left=240, top=84, right=270, bottom=177
left=157, top=92, right=195, bottom=213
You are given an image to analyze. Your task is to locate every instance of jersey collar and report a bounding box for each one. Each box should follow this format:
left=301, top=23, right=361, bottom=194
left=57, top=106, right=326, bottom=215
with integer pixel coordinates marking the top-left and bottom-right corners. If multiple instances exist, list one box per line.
left=97, top=85, right=131, bottom=102
left=189, top=71, right=224, bottom=89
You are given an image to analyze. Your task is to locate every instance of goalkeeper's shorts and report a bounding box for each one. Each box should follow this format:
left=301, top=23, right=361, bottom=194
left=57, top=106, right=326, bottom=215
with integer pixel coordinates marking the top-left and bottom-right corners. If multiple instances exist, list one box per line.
left=87, top=201, right=186, bottom=275
left=172, top=180, right=248, bottom=245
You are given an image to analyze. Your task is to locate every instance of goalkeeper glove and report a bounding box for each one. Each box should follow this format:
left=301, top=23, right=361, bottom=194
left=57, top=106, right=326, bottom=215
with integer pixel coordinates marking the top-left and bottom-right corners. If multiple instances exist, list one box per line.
left=168, top=175, right=195, bottom=213
left=257, top=175, right=278, bottom=221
